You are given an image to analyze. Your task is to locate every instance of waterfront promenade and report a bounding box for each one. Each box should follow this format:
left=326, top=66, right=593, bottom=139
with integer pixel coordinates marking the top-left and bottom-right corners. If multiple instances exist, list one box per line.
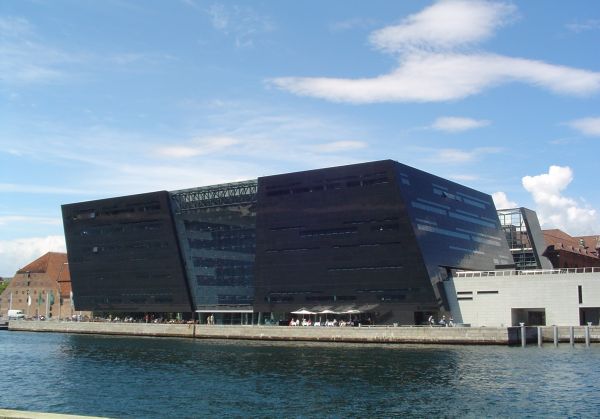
left=0, top=409, right=109, bottom=419
left=8, top=320, right=600, bottom=345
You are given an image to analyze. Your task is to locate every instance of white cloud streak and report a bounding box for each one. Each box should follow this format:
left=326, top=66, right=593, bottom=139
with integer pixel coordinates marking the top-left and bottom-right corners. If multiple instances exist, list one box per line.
left=426, top=146, right=502, bottom=164
left=492, top=191, right=517, bottom=209
left=270, top=1, right=600, bottom=103
left=567, top=117, right=600, bottom=137
left=566, top=19, right=600, bottom=33
left=155, top=136, right=240, bottom=158
left=431, top=116, right=490, bottom=132
left=369, top=0, right=516, bottom=52
left=522, top=166, right=598, bottom=235
left=206, top=3, right=274, bottom=48
left=0, top=236, right=66, bottom=277
left=0, top=216, right=62, bottom=227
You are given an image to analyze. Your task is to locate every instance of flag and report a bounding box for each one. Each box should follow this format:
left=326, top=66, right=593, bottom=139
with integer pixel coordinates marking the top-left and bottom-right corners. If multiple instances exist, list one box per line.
left=37, top=293, right=43, bottom=306
left=27, top=295, right=32, bottom=306
left=49, top=292, right=55, bottom=306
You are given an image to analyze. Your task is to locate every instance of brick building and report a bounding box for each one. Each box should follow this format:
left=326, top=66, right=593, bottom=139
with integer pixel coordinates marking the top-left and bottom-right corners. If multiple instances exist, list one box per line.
left=0, top=252, right=75, bottom=319
left=543, top=229, right=600, bottom=269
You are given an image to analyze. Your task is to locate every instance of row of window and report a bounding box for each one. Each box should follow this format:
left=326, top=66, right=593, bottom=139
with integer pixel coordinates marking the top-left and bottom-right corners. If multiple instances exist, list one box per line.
left=72, top=201, right=162, bottom=221
left=195, top=274, right=253, bottom=287
left=184, top=220, right=254, bottom=232
left=266, top=175, right=390, bottom=197
left=80, top=221, right=164, bottom=237
left=90, top=241, right=171, bottom=254
left=265, top=294, right=406, bottom=303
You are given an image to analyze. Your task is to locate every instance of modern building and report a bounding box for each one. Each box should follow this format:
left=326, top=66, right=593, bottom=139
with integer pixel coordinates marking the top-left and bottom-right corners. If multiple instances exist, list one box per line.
left=446, top=267, right=600, bottom=327
left=62, top=159, right=515, bottom=324
left=497, top=207, right=552, bottom=270
left=0, top=252, right=75, bottom=319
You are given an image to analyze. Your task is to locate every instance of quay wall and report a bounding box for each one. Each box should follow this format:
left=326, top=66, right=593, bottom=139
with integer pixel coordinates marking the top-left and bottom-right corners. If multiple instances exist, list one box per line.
left=8, top=321, right=509, bottom=344
left=10, top=321, right=600, bottom=345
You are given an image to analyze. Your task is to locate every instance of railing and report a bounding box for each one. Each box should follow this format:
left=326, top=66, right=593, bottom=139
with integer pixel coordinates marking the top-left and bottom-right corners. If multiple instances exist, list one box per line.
left=454, top=267, right=600, bottom=278
left=170, top=180, right=258, bottom=213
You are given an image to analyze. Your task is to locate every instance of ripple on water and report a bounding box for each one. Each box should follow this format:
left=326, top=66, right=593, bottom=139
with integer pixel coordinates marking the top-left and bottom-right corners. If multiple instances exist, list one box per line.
left=2, top=331, right=600, bottom=418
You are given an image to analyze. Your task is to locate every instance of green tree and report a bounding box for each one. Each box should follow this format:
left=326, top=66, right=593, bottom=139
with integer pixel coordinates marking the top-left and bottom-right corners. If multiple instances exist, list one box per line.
left=0, top=280, right=9, bottom=295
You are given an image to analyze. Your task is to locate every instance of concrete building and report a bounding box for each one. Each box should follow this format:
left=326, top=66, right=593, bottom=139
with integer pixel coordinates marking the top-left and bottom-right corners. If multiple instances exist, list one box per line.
left=445, top=267, right=600, bottom=327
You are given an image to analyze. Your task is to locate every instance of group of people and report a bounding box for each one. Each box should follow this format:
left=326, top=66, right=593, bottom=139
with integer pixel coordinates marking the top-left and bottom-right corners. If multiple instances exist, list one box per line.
left=289, top=318, right=354, bottom=327
left=427, top=315, right=455, bottom=327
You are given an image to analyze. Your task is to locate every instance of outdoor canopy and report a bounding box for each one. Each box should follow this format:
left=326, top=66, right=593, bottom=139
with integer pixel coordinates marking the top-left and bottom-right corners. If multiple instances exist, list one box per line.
left=291, top=308, right=316, bottom=315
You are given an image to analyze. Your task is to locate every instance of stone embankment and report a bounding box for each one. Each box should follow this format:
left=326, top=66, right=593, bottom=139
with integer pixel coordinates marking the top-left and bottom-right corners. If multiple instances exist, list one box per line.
left=10, top=321, right=600, bottom=345
left=9, top=320, right=508, bottom=344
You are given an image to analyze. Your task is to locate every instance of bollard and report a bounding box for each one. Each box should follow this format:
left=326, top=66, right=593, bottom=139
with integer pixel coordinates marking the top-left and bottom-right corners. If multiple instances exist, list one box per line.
left=537, top=326, right=543, bottom=347
left=585, top=325, right=591, bottom=347
left=569, top=326, right=575, bottom=347
left=553, top=325, right=558, bottom=347
left=520, top=323, right=526, bottom=347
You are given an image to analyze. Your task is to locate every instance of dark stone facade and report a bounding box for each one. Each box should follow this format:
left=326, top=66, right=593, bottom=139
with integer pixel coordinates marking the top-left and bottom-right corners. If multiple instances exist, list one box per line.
left=62, top=191, right=193, bottom=312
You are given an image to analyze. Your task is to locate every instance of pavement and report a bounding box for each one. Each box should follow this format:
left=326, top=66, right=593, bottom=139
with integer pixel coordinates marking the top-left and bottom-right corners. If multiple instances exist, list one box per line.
left=0, top=409, right=111, bottom=419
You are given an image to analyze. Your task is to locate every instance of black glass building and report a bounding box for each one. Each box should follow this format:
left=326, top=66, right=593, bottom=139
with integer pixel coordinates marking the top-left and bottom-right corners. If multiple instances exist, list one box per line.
left=254, top=160, right=513, bottom=324
left=62, top=160, right=514, bottom=324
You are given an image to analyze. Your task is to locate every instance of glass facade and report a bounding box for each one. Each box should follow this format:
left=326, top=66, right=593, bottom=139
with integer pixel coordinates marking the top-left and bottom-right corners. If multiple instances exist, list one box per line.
left=497, top=207, right=552, bottom=270
left=170, top=181, right=257, bottom=311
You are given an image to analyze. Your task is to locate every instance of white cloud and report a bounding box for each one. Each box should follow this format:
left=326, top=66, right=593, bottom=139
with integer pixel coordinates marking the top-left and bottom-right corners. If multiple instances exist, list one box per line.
left=308, top=141, right=367, bottom=153
left=0, top=16, right=71, bottom=84
left=271, top=1, right=600, bottom=103
left=492, top=191, right=517, bottom=209
left=0, top=236, right=66, bottom=277
left=369, top=0, right=516, bottom=52
left=448, top=174, right=479, bottom=182
left=330, top=18, right=377, bottom=32
left=566, top=19, right=600, bottom=33
left=155, top=136, right=240, bottom=158
left=0, top=183, right=91, bottom=195
left=426, top=147, right=502, bottom=164
left=272, top=52, right=600, bottom=104
left=522, top=166, right=598, bottom=235
left=0, top=216, right=62, bottom=227
left=567, top=117, right=600, bottom=136
left=206, top=3, right=274, bottom=47
left=431, top=116, right=490, bottom=132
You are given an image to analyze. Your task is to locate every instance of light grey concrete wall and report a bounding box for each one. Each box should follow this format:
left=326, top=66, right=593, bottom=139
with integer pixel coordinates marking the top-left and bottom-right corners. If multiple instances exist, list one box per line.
left=446, top=272, right=600, bottom=327
left=8, top=321, right=509, bottom=345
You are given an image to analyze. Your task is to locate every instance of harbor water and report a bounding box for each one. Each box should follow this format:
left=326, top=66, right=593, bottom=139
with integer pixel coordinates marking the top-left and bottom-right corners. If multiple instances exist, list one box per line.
left=1, top=330, right=600, bottom=418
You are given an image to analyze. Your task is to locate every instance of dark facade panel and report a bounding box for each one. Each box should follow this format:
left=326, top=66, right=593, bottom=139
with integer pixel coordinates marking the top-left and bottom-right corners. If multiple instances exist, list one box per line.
left=254, top=160, right=437, bottom=324
left=521, top=208, right=553, bottom=269
left=61, top=191, right=193, bottom=312
left=396, top=163, right=514, bottom=282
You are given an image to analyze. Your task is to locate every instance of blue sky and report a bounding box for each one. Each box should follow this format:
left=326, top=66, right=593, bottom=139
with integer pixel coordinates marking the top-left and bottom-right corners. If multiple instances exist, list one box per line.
left=1, top=0, right=600, bottom=276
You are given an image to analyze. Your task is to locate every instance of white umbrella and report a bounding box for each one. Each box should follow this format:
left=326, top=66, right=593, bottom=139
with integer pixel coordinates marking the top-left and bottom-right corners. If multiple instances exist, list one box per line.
left=291, top=308, right=316, bottom=315
left=290, top=308, right=316, bottom=325
left=318, top=309, right=337, bottom=323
